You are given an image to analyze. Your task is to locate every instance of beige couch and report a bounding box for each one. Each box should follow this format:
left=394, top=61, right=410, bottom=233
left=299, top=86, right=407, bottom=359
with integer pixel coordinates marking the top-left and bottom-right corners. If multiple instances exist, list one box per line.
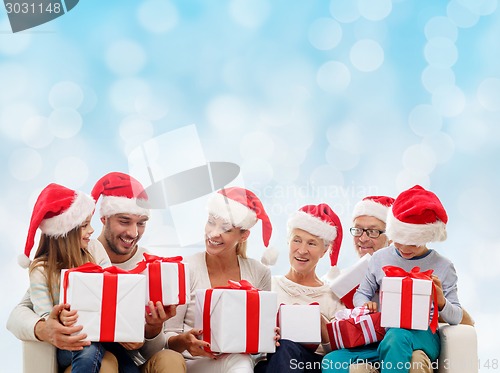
left=22, top=323, right=477, bottom=373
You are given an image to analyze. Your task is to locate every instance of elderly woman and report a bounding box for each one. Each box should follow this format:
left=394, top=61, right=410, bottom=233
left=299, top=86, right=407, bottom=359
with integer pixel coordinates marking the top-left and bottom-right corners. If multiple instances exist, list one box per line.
left=255, top=203, right=345, bottom=373
left=165, top=187, right=273, bottom=373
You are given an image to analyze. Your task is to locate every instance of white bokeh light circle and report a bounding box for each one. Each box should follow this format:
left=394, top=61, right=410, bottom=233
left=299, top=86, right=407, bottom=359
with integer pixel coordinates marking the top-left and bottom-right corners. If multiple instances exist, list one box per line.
left=137, top=0, right=179, bottom=34
left=402, top=144, right=437, bottom=175
left=228, top=0, right=271, bottom=29
left=421, top=66, right=456, bottom=93
left=1, top=102, right=38, bottom=140
left=357, top=0, right=392, bottom=21
left=206, top=95, right=251, bottom=131
left=329, top=0, right=360, bottom=23
left=477, top=77, right=500, bottom=111
left=350, top=39, right=384, bottom=72
left=447, top=113, right=489, bottom=152
left=54, top=157, right=89, bottom=188
left=424, top=37, right=458, bottom=68
left=455, top=0, right=497, bottom=16
left=119, top=115, right=154, bottom=145
left=447, top=0, right=480, bottom=28
left=22, top=116, right=54, bottom=149
left=0, top=63, right=28, bottom=101
left=106, top=40, right=147, bottom=75
left=240, top=131, right=274, bottom=160
left=310, top=165, right=344, bottom=190
left=432, top=85, right=466, bottom=117
left=48, top=108, right=83, bottom=138
left=395, top=169, right=430, bottom=192
left=325, top=146, right=360, bottom=171
left=0, top=19, right=31, bottom=55
left=49, top=81, right=84, bottom=110
left=316, top=61, right=351, bottom=93
left=425, top=16, right=458, bottom=42
left=135, top=93, right=169, bottom=120
left=8, top=148, right=43, bottom=181
left=422, top=132, right=455, bottom=164
left=241, top=159, right=274, bottom=185
left=408, top=104, right=443, bottom=137
left=308, top=18, right=342, bottom=51
left=109, top=78, right=152, bottom=113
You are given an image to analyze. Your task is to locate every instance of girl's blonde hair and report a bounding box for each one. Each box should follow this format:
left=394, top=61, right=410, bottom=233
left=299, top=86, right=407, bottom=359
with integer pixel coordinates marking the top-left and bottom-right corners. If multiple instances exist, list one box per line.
left=29, top=226, right=94, bottom=305
left=235, top=232, right=248, bottom=258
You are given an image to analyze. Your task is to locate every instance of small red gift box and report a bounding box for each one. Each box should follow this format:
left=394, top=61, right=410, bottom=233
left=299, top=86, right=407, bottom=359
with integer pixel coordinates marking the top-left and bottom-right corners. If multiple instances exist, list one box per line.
left=380, top=266, right=438, bottom=332
left=327, top=307, right=386, bottom=350
left=132, top=253, right=190, bottom=306
left=194, top=280, right=277, bottom=353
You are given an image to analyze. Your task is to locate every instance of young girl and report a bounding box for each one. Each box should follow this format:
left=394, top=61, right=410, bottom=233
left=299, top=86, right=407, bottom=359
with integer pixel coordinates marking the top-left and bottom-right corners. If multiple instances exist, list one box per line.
left=20, top=183, right=138, bottom=373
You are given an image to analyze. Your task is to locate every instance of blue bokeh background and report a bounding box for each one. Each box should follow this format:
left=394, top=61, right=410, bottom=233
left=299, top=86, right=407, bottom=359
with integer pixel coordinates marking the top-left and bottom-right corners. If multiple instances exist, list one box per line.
left=2, top=0, right=499, bottom=371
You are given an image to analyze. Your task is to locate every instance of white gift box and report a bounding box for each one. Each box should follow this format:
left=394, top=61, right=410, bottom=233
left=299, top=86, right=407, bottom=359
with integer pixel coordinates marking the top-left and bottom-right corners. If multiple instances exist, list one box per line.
left=329, top=254, right=371, bottom=307
left=279, top=304, right=321, bottom=344
left=142, top=260, right=190, bottom=306
left=60, top=269, right=146, bottom=342
left=380, top=276, right=432, bottom=331
left=194, top=287, right=278, bottom=353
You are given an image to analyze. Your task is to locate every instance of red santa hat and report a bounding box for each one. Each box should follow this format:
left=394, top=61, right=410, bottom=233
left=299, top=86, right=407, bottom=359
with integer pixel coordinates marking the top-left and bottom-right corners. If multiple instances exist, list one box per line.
left=206, top=187, right=272, bottom=248
left=20, top=183, right=95, bottom=268
left=287, top=203, right=343, bottom=266
left=352, top=195, right=395, bottom=223
left=386, top=185, right=448, bottom=246
left=91, top=172, right=150, bottom=217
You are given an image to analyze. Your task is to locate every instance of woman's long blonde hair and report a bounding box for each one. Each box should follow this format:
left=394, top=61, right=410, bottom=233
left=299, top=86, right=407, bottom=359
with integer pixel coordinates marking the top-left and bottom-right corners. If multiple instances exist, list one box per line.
left=29, top=226, right=94, bottom=305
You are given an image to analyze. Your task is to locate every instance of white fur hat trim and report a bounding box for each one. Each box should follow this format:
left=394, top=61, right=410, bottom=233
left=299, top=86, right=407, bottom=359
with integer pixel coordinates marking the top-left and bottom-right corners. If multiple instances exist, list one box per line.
left=39, top=192, right=95, bottom=237
left=287, top=210, right=337, bottom=242
left=100, top=196, right=150, bottom=217
left=386, top=209, right=447, bottom=246
left=206, top=192, right=257, bottom=229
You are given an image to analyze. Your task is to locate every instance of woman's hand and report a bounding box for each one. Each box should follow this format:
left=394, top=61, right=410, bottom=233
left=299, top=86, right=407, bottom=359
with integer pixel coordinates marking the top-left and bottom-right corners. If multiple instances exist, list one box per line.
left=168, top=329, right=216, bottom=359
left=274, top=326, right=281, bottom=347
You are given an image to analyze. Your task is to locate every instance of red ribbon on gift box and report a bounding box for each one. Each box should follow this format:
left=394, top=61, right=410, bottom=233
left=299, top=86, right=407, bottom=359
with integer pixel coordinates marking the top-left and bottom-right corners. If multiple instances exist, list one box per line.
left=382, top=266, right=439, bottom=333
left=131, top=254, right=186, bottom=305
left=202, top=280, right=260, bottom=353
left=62, top=263, right=130, bottom=341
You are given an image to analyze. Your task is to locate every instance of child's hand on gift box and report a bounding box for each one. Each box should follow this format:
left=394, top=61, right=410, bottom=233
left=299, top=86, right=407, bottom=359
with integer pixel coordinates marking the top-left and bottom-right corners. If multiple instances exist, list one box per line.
left=363, top=301, right=378, bottom=313
left=431, top=274, right=446, bottom=310
left=145, top=302, right=177, bottom=339
left=58, top=304, right=78, bottom=327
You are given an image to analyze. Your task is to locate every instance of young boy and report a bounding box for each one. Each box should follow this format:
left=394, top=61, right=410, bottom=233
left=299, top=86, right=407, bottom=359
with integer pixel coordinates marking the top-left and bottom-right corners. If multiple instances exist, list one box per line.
left=353, top=185, right=462, bottom=372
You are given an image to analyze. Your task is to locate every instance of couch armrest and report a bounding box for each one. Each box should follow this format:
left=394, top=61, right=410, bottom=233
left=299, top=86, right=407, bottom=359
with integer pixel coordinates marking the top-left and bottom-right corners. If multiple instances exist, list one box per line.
left=437, top=323, right=477, bottom=373
left=23, top=341, right=57, bottom=373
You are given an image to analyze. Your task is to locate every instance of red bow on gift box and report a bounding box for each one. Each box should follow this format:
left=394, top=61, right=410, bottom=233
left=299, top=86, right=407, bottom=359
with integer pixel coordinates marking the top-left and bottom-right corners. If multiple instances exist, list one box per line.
left=130, top=254, right=187, bottom=305
left=203, top=280, right=261, bottom=353
left=382, top=265, right=439, bottom=333
left=62, top=262, right=132, bottom=341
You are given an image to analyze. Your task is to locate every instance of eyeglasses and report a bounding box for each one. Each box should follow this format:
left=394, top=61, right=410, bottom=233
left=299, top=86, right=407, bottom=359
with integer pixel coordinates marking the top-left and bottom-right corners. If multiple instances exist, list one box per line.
left=350, top=227, right=385, bottom=238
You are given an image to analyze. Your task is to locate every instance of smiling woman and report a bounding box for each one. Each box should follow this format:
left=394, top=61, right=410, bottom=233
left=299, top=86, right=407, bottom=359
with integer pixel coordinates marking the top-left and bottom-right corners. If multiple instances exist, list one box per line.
left=164, top=187, right=274, bottom=373
left=255, top=203, right=346, bottom=373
